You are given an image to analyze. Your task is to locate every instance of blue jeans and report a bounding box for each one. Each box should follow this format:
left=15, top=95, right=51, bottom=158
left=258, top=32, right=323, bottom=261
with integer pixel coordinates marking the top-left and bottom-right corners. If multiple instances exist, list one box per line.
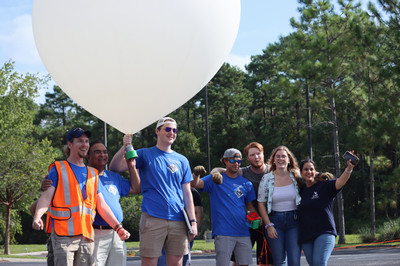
left=301, top=234, right=335, bottom=266
left=266, top=210, right=300, bottom=266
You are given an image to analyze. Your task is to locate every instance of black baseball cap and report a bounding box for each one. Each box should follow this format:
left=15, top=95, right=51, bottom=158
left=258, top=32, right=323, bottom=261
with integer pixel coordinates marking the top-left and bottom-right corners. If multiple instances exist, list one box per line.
left=66, top=127, right=91, bottom=142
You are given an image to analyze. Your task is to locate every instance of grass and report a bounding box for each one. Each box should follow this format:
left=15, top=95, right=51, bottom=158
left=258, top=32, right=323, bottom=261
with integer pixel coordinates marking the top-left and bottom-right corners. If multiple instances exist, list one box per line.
left=0, top=255, right=45, bottom=259
left=334, top=234, right=400, bottom=248
left=1, top=234, right=399, bottom=258
left=192, top=240, right=215, bottom=251
left=0, top=244, right=47, bottom=254
left=127, top=234, right=399, bottom=253
left=335, top=234, right=362, bottom=248
left=0, top=244, right=48, bottom=260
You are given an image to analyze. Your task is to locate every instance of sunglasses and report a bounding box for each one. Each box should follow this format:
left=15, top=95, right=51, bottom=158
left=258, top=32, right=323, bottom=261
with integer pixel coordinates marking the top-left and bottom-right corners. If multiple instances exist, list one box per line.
left=228, top=159, right=242, bottom=164
left=164, top=127, right=178, bottom=133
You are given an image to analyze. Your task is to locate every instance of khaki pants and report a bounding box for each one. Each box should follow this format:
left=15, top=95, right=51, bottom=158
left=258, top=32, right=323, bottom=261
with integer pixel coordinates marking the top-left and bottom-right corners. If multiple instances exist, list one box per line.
left=51, top=229, right=95, bottom=266
left=94, top=228, right=127, bottom=266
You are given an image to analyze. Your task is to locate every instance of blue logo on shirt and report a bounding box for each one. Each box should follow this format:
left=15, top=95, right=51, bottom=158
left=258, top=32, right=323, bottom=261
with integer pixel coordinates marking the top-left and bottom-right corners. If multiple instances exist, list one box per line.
left=167, top=164, right=178, bottom=173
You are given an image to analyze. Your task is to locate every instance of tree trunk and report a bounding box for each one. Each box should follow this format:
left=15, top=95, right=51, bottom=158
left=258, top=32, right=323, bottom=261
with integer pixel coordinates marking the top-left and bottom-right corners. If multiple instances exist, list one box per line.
left=186, top=105, right=190, bottom=132
left=370, top=152, right=376, bottom=236
left=305, top=84, right=313, bottom=160
left=4, top=204, right=11, bottom=255
left=262, top=92, right=267, bottom=127
left=295, top=101, right=300, bottom=139
left=368, top=77, right=376, bottom=236
left=330, top=95, right=346, bottom=244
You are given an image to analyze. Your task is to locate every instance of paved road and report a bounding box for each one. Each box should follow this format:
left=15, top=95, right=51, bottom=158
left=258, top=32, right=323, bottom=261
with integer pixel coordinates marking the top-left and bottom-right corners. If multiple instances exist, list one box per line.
left=1, top=246, right=399, bottom=265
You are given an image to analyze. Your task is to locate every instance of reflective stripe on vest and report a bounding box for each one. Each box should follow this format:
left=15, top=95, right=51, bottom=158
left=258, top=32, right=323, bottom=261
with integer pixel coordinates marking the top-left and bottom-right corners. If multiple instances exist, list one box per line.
left=88, top=167, right=96, bottom=200
left=59, top=161, right=71, bottom=206
left=48, top=160, right=98, bottom=240
left=48, top=205, right=96, bottom=220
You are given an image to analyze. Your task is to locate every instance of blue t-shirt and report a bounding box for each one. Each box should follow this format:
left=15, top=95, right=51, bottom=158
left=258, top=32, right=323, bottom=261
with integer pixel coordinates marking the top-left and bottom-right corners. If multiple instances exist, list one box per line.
left=200, top=172, right=256, bottom=237
left=298, top=180, right=340, bottom=243
left=48, top=161, right=105, bottom=196
left=93, top=170, right=131, bottom=226
left=135, top=146, right=192, bottom=221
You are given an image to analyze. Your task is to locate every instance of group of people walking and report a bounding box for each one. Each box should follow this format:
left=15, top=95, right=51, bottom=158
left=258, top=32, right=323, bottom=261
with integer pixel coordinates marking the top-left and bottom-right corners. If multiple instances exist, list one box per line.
left=31, top=116, right=356, bottom=266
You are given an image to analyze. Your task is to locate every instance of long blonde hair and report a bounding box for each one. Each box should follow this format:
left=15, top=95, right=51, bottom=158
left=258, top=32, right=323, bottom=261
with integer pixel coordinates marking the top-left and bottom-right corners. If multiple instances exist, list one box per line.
left=268, top=146, right=301, bottom=181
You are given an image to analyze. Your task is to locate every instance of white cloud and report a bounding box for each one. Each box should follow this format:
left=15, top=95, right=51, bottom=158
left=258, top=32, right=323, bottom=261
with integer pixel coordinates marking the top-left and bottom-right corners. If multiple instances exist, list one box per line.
left=225, top=53, right=251, bottom=72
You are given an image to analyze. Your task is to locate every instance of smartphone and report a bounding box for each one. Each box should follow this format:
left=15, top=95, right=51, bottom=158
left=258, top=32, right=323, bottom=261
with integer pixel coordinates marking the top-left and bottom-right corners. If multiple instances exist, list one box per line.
left=343, top=151, right=359, bottom=166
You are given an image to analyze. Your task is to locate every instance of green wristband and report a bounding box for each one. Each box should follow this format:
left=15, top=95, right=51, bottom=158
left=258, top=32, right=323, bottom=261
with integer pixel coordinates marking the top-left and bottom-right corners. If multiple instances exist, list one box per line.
left=126, top=149, right=138, bottom=160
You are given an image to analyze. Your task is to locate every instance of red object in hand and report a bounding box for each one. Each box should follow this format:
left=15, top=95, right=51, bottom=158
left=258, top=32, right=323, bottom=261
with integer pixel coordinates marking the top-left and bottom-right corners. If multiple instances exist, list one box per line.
left=247, top=211, right=260, bottom=221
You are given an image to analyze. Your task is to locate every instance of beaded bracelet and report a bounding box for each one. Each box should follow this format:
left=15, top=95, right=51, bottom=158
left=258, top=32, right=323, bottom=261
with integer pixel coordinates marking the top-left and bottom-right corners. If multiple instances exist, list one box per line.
left=265, top=223, right=274, bottom=229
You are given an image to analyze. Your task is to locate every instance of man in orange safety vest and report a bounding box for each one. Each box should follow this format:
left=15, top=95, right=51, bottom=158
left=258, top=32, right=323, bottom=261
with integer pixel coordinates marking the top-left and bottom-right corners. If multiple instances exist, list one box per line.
left=32, top=127, right=131, bottom=266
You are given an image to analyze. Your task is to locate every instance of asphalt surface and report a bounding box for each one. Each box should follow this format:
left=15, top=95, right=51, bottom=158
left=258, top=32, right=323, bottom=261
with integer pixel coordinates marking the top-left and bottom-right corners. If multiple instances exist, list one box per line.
left=1, top=246, right=399, bottom=265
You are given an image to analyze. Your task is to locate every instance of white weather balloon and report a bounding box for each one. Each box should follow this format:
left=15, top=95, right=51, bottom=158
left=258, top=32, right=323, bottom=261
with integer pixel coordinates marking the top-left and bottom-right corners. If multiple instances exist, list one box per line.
left=32, top=0, right=241, bottom=133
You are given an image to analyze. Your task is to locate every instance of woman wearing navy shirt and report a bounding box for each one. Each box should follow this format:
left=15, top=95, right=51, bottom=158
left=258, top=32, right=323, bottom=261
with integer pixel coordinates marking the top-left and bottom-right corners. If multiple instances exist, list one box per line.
left=298, top=157, right=356, bottom=266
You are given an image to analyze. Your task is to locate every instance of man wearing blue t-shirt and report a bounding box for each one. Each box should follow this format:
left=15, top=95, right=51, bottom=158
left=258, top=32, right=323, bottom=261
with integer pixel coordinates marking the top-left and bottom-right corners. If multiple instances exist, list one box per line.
left=32, top=127, right=130, bottom=266
left=110, top=117, right=197, bottom=266
left=192, top=148, right=257, bottom=266
left=87, top=140, right=140, bottom=266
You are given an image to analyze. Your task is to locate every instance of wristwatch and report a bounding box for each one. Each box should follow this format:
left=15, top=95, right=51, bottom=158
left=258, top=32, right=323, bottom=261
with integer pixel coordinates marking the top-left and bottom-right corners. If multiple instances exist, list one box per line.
left=190, top=219, right=197, bottom=223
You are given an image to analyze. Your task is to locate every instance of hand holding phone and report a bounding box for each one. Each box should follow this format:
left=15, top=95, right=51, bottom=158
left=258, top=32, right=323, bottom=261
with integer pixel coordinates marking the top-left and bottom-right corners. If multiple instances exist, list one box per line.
left=343, top=151, right=359, bottom=166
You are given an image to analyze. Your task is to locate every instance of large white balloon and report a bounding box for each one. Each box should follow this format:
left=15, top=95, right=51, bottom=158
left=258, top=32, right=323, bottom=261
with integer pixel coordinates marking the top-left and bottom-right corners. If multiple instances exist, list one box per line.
left=32, top=0, right=241, bottom=133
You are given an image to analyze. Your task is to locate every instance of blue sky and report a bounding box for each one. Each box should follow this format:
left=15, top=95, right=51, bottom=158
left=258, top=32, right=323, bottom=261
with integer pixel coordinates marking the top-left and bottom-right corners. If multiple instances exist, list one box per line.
left=0, top=0, right=373, bottom=103
left=0, top=1, right=298, bottom=75
left=227, top=0, right=299, bottom=69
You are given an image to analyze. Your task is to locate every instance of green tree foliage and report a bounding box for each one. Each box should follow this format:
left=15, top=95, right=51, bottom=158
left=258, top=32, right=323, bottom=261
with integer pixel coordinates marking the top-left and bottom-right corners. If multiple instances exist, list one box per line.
left=9, top=0, right=400, bottom=245
left=0, top=61, right=57, bottom=254
left=120, top=195, right=142, bottom=241
left=206, top=63, right=251, bottom=166
left=0, top=207, right=22, bottom=245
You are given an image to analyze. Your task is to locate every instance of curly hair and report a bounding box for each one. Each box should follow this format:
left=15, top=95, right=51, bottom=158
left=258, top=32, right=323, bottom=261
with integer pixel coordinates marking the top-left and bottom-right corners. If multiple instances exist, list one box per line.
left=317, top=172, right=334, bottom=181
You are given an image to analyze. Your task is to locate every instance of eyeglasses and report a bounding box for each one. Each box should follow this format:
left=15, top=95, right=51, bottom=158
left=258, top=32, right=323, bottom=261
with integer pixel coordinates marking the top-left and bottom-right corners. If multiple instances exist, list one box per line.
left=93, top=150, right=108, bottom=155
left=164, top=127, right=178, bottom=133
left=228, top=159, right=242, bottom=164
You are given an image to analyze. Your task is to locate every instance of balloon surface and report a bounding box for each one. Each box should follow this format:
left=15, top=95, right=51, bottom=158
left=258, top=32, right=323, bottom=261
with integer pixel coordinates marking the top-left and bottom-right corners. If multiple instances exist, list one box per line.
left=32, top=0, right=241, bottom=133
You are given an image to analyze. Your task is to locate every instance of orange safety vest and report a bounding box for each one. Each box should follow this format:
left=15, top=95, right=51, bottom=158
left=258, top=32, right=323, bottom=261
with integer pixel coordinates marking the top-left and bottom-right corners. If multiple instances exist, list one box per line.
left=45, top=160, right=98, bottom=240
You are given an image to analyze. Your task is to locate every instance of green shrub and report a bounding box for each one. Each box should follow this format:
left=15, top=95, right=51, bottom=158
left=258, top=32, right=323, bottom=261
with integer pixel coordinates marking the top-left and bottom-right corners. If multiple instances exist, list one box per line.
left=377, top=218, right=400, bottom=242
left=357, top=226, right=377, bottom=243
